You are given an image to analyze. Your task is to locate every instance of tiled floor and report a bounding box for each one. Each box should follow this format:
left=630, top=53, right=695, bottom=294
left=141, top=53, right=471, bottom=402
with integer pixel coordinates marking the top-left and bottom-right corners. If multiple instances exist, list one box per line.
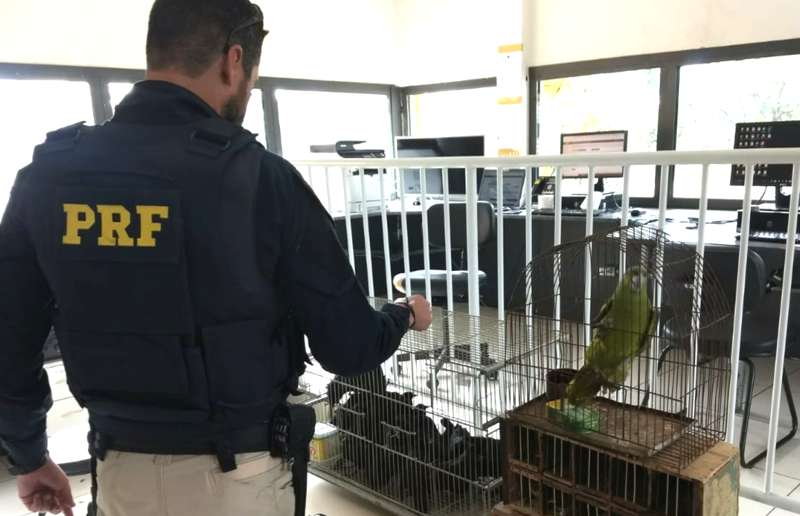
left=4, top=359, right=800, bottom=515
left=734, top=357, right=800, bottom=515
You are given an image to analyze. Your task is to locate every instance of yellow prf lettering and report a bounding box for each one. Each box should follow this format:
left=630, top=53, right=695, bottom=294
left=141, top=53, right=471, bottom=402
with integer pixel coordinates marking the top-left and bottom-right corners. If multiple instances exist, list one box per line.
left=96, top=205, right=135, bottom=247
left=137, top=205, right=169, bottom=248
left=62, top=204, right=96, bottom=245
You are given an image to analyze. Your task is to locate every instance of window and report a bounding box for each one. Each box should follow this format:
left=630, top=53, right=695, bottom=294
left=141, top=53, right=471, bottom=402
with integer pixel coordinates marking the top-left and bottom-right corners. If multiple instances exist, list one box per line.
left=109, top=82, right=134, bottom=112
left=408, top=87, right=496, bottom=138
left=0, top=79, right=94, bottom=216
left=675, top=54, right=800, bottom=200
left=275, top=89, right=393, bottom=213
left=242, top=89, right=266, bottom=147
left=537, top=69, right=660, bottom=198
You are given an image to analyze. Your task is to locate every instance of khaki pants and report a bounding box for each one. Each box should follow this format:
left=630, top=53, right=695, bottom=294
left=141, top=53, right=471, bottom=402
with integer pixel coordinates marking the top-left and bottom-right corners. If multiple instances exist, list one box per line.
left=96, top=451, right=295, bottom=516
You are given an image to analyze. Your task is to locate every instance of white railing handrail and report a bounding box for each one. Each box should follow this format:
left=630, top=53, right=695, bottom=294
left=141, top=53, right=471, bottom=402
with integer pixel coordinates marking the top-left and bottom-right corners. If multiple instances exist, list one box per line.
left=295, top=148, right=800, bottom=168
left=295, top=149, right=800, bottom=514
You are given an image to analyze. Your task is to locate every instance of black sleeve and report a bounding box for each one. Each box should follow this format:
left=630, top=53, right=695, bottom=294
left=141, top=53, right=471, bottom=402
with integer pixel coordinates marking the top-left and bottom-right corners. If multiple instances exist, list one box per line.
left=0, top=176, right=54, bottom=474
left=264, top=159, right=410, bottom=377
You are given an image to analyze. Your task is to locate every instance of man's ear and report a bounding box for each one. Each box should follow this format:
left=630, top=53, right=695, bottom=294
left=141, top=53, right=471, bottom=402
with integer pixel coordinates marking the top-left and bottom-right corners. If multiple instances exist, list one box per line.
left=221, top=45, right=245, bottom=87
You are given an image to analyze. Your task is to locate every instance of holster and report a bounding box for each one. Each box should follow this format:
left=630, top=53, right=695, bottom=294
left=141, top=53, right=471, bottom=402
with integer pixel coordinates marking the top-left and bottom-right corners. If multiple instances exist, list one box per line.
left=271, top=403, right=316, bottom=516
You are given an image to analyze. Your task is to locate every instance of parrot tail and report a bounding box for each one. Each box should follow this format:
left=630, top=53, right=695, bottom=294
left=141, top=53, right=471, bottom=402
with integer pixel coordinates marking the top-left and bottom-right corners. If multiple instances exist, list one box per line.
left=565, top=367, right=605, bottom=406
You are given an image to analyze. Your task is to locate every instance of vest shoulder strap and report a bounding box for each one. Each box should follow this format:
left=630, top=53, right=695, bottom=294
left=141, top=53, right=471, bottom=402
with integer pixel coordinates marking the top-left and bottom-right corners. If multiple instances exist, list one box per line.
left=33, top=121, right=94, bottom=159
left=186, top=118, right=257, bottom=159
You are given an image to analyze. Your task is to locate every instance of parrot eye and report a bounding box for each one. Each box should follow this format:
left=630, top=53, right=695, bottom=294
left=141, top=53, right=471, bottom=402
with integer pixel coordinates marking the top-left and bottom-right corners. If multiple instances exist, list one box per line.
left=630, top=274, right=641, bottom=291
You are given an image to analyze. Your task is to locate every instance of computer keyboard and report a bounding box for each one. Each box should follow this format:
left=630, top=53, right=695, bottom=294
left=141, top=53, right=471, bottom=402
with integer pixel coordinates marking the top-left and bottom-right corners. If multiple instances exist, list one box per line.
left=737, top=231, right=800, bottom=244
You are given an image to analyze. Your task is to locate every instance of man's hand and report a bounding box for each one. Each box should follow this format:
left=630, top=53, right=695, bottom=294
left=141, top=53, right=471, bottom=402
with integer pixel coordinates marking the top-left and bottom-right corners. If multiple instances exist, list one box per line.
left=17, top=458, right=75, bottom=515
left=396, top=295, right=432, bottom=332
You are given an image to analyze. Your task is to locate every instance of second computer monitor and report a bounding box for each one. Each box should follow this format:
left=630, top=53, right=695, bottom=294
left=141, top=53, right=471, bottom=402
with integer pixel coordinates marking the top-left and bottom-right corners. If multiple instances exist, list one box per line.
left=479, top=169, right=526, bottom=209
left=560, top=130, right=628, bottom=178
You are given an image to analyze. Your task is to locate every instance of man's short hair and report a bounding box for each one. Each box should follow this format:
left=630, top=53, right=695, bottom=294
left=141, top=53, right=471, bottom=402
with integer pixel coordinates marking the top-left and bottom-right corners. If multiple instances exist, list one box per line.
left=146, top=0, right=267, bottom=78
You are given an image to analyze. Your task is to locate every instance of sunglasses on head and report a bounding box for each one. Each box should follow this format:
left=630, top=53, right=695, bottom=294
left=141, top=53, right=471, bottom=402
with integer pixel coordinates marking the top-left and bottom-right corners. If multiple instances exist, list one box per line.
left=223, top=4, right=269, bottom=52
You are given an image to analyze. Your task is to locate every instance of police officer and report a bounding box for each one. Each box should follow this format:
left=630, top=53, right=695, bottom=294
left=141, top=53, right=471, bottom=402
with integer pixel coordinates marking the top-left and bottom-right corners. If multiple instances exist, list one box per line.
left=0, top=1, right=433, bottom=515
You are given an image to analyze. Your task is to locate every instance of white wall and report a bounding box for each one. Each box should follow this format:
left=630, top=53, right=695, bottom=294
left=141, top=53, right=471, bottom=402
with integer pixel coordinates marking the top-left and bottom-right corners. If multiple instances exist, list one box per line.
left=527, top=0, right=800, bottom=67
left=2, top=1, right=799, bottom=84
left=0, top=0, right=401, bottom=84
left=392, top=0, right=509, bottom=86
left=259, top=0, right=399, bottom=83
left=0, top=0, right=151, bottom=71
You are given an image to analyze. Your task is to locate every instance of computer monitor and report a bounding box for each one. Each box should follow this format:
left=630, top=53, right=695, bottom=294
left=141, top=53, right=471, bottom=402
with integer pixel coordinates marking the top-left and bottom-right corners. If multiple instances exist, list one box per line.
left=396, top=136, right=485, bottom=195
left=560, top=131, right=628, bottom=179
left=479, top=169, right=526, bottom=209
left=730, top=121, right=800, bottom=187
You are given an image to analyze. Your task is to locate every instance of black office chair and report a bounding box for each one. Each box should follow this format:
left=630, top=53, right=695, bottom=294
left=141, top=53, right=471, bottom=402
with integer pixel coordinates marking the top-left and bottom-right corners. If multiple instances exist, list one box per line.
left=392, top=201, right=494, bottom=302
left=392, top=202, right=496, bottom=382
left=658, top=249, right=798, bottom=469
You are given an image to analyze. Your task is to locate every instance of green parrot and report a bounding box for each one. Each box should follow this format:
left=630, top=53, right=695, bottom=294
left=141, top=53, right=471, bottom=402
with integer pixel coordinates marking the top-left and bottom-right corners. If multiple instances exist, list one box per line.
left=565, top=266, right=657, bottom=406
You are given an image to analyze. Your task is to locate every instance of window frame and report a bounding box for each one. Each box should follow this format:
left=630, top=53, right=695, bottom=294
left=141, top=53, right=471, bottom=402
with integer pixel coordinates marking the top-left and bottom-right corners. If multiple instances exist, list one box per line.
left=262, top=77, right=400, bottom=156
left=529, top=38, right=800, bottom=210
left=0, top=63, right=400, bottom=158
left=399, top=77, right=497, bottom=139
left=0, top=63, right=143, bottom=125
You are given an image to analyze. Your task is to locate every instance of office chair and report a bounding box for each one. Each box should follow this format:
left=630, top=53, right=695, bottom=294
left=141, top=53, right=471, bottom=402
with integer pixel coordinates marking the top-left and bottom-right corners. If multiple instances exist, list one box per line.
left=735, top=295, right=799, bottom=469
left=392, top=202, right=495, bottom=381
left=392, top=201, right=494, bottom=302
left=657, top=249, right=798, bottom=469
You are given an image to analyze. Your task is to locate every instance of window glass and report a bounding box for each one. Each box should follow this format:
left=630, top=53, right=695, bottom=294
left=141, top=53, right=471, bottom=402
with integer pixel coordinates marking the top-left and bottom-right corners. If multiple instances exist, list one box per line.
left=242, top=89, right=266, bottom=146
left=108, top=82, right=134, bottom=112
left=0, top=79, right=94, bottom=216
left=408, top=87, right=495, bottom=138
left=276, top=89, right=393, bottom=213
left=675, top=54, right=800, bottom=200
left=537, top=69, right=660, bottom=198
left=109, top=82, right=266, bottom=146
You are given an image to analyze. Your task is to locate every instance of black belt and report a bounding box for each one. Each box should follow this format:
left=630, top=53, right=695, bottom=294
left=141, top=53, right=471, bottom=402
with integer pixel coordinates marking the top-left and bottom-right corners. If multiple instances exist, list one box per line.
left=91, top=424, right=272, bottom=464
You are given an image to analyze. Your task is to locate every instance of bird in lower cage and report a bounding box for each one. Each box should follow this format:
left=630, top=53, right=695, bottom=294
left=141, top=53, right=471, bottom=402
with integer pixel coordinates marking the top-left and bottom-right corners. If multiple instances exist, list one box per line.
left=328, top=369, right=439, bottom=511
left=382, top=399, right=440, bottom=514
left=566, top=266, right=657, bottom=406
left=438, top=418, right=503, bottom=487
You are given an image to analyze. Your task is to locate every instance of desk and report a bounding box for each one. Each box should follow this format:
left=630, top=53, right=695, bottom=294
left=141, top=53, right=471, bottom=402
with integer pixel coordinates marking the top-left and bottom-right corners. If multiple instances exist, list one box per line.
left=332, top=207, right=799, bottom=309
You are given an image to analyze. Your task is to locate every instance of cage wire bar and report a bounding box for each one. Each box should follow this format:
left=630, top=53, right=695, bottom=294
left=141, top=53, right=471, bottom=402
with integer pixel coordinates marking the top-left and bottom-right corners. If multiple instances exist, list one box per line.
left=295, top=148, right=800, bottom=515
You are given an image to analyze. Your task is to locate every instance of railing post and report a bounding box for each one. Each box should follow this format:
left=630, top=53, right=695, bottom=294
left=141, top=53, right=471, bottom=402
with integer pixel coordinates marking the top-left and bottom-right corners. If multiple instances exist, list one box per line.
left=359, top=168, right=375, bottom=297
left=497, top=168, right=505, bottom=321
left=689, top=164, right=711, bottom=420
left=764, top=162, right=800, bottom=494
left=727, top=163, right=755, bottom=442
left=466, top=166, right=481, bottom=317
left=583, top=166, right=595, bottom=352
left=443, top=168, right=454, bottom=312
left=341, top=167, right=355, bottom=271
left=379, top=168, right=393, bottom=299
left=420, top=168, right=432, bottom=301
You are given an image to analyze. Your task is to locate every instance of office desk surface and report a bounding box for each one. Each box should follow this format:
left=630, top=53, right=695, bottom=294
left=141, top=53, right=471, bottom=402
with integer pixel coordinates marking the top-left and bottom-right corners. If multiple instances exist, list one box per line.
left=332, top=207, right=798, bottom=308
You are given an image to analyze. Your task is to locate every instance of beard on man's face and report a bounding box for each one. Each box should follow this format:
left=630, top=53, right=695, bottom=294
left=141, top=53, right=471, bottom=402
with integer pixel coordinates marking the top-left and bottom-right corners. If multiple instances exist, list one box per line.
left=221, top=77, right=251, bottom=125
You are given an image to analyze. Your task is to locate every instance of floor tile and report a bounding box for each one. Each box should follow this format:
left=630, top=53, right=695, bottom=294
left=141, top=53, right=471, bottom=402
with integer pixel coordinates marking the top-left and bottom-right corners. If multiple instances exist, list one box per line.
left=768, top=485, right=800, bottom=516
left=305, top=474, right=395, bottom=516
left=46, top=397, right=91, bottom=466
left=45, top=361, right=73, bottom=403
left=749, top=437, right=800, bottom=480
left=738, top=496, right=777, bottom=516
left=740, top=467, right=799, bottom=496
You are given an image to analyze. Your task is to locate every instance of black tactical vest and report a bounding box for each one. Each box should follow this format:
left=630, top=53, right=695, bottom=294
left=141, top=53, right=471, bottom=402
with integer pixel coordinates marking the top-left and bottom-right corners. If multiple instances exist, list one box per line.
left=15, top=119, right=299, bottom=450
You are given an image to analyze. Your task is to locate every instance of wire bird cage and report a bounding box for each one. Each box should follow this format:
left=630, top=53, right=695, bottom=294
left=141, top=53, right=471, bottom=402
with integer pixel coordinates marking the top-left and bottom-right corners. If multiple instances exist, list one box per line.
left=299, top=299, right=508, bottom=515
left=504, top=226, right=732, bottom=469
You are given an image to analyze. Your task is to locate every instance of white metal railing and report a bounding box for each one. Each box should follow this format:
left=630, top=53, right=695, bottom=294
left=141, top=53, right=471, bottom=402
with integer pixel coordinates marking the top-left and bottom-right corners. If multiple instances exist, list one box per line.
left=294, top=148, right=800, bottom=513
